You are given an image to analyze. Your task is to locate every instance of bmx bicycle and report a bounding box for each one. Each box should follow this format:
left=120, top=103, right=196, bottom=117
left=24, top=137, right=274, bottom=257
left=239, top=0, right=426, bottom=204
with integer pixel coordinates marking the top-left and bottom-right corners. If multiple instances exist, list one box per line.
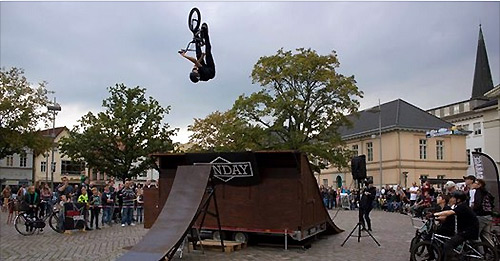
left=14, top=200, right=64, bottom=236
left=410, top=215, right=498, bottom=261
left=179, top=7, right=204, bottom=54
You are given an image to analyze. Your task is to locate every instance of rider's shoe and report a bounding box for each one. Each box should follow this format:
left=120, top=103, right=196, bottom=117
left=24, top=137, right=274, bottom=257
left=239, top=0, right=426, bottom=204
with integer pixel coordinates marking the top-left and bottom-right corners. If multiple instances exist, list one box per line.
left=201, top=23, right=208, bottom=34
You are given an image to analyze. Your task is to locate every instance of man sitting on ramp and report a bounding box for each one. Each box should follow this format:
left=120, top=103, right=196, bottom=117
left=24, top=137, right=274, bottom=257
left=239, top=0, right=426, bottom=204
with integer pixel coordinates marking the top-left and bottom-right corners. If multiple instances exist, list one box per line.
left=179, top=23, right=216, bottom=83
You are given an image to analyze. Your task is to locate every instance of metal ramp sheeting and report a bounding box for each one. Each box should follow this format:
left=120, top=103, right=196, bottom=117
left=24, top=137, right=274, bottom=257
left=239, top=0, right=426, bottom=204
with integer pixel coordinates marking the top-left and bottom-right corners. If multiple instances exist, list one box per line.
left=117, top=165, right=212, bottom=261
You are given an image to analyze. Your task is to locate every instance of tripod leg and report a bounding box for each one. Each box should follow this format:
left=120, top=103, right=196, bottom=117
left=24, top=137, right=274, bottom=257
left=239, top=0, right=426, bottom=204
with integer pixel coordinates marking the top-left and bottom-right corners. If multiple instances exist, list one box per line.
left=341, top=223, right=360, bottom=247
left=364, top=229, right=381, bottom=246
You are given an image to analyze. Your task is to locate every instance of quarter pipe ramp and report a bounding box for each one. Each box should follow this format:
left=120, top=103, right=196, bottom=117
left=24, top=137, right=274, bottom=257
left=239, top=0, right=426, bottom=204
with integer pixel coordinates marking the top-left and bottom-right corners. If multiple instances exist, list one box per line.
left=117, top=165, right=212, bottom=261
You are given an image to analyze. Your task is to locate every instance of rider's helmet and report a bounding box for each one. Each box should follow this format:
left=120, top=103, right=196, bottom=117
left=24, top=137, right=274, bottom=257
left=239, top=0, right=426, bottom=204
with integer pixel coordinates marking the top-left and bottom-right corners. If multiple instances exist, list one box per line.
left=451, top=190, right=467, bottom=203
left=190, top=70, right=200, bottom=83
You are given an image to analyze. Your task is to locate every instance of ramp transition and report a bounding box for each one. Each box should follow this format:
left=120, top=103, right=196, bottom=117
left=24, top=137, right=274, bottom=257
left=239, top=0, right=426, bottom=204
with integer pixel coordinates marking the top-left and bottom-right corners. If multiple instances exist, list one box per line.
left=117, top=165, right=212, bottom=261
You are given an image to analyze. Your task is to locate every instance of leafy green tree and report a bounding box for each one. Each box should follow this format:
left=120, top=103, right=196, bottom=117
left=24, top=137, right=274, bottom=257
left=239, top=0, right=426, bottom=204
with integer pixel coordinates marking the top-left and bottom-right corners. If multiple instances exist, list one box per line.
left=239, top=48, right=363, bottom=169
left=59, top=84, right=176, bottom=180
left=189, top=48, right=362, bottom=170
left=187, top=110, right=267, bottom=152
left=0, top=67, right=52, bottom=158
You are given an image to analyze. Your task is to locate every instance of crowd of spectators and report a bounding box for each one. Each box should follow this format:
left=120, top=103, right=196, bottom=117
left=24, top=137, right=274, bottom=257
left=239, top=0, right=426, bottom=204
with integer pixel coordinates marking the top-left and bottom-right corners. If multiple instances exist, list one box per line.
left=1, top=176, right=156, bottom=232
left=320, top=175, right=497, bottom=250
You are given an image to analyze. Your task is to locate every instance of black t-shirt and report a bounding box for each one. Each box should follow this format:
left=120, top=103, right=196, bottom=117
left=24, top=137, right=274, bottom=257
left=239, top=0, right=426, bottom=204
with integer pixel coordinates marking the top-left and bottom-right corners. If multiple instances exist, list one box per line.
left=199, top=65, right=215, bottom=81
left=437, top=205, right=455, bottom=237
left=453, top=202, right=479, bottom=239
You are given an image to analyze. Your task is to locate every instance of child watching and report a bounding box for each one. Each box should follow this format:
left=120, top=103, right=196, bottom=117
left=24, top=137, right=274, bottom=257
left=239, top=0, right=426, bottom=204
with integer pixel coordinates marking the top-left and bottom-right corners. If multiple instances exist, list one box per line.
left=89, top=187, right=101, bottom=230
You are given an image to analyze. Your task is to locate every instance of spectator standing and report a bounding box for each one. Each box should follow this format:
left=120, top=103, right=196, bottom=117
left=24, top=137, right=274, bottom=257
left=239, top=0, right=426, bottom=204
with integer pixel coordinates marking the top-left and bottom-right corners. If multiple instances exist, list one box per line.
left=25, top=186, right=40, bottom=232
left=39, top=184, right=52, bottom=218
left=328, top=187, right=336, bottom=209
left=101, top=185, right=114, bottom=226
left=136, top=188, right=144, bottom=223
left=2, top=186, right=11, bottom=212
left=409, top=182, right=419, bottom=206
left=121, top=181, right=136, bottom=227
left=77, top=187, right=92, bottom=231
left=56, top=177, right=74, bottom=201
left=444, top=181, right=457, bottom=195
left=471, top=179, right=494, bottom=247
left=89, top=187, right=101, bottom=230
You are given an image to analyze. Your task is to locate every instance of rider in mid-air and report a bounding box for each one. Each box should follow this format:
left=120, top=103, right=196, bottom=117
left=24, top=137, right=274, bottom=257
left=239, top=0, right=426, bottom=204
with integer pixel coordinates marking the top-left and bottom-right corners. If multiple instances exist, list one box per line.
left=179, top=23, right=215, bottom=83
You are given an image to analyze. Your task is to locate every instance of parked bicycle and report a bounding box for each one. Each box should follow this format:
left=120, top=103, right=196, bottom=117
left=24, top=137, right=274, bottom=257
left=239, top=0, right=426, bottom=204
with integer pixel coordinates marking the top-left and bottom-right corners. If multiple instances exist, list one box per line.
left=409, top=214, right=437, bottom=252
left=14, top=200, right=64, bottom=236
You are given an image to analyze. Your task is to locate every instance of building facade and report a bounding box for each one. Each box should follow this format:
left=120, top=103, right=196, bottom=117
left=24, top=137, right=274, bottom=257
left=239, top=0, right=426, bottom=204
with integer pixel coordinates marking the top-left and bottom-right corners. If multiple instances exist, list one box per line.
left=34, top=127, right=88, bottom=186
left=0, top=149, right=34, bottom=189
left=316, top=99, right=467, bottom=189
left=427, top=26, right=499, bottom=175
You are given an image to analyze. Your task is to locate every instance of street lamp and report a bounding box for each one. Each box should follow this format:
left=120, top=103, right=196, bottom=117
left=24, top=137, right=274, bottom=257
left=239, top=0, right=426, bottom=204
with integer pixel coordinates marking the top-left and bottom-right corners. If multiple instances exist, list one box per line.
left=47, top=97, right=61, bottom=191
left=368, top=99, right=382, bottom=189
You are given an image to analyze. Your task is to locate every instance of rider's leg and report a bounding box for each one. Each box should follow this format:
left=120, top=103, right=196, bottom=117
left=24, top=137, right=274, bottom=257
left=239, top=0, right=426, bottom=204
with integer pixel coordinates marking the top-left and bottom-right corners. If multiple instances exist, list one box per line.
left=201, top=23, right=215, bottom=76
left=195, top=40, right=203, bottom=61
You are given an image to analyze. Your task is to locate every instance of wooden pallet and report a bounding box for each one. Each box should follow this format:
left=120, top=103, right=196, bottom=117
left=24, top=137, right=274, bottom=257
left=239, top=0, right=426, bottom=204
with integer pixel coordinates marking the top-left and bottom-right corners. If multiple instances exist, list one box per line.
left=192, top=240, right=247, bottom=253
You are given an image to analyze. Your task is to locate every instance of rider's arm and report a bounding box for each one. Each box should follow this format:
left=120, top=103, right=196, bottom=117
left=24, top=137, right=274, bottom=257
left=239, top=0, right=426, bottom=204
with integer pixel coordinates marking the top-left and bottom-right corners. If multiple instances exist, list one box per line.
left=180, top=52, right=203, bottom=68
left=434, top=210, right=455, bottom=217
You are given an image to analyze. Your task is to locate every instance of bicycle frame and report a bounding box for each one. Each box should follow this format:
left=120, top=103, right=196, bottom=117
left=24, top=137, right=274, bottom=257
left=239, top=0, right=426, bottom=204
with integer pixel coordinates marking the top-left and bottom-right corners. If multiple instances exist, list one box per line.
left=431, top=233, right=485, bottom=259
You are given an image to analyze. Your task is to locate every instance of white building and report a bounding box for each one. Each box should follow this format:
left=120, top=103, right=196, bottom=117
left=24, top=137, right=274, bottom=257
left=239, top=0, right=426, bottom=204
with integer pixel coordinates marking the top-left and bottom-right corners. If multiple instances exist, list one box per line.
left=0, top=149, right=34, bottom=188
left=427, top=25, right=499, bottom=174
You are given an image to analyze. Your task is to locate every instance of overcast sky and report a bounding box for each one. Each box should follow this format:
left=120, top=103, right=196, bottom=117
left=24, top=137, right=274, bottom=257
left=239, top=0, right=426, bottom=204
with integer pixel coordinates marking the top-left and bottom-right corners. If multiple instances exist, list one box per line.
left=1, top=1, right=499, bottom=143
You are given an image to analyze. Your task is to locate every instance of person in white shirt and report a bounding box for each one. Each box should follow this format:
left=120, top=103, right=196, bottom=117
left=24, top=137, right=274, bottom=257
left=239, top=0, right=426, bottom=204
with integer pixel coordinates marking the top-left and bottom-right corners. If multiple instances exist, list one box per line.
left=409, top=182, right=419, bottom=206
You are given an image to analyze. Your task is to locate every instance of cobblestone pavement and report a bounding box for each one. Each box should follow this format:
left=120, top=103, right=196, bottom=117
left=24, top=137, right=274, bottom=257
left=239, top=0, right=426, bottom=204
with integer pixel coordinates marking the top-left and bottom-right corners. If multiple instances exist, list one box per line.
left=0, top=209, right=415, bottom=260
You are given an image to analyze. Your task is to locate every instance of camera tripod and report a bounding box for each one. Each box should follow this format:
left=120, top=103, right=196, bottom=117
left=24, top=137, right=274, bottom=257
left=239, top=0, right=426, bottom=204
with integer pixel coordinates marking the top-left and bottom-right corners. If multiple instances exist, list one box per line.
left=340, top=180, right=381, bottom=247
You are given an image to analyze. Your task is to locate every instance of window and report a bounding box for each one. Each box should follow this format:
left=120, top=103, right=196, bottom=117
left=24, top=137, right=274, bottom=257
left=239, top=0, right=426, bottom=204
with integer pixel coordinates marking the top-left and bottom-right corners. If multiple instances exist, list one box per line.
left=366, top=142, right=373, bottom=161
left=473, top=122, right=482, bottom=135
left=434, top=109, right=441, bottom=117
left=466, top=149, right=471, bottom=165
left=464, top=102, right=470, bottom=112
left=61, top=160, right=85, bottom=175
left=41, top=161, right=47, bottom=172
left=453, top=105, right=460, bottom=114
left=461, top=124, right=469, bottom=131
left=436, top=140, right=444, bottom=160
left=443, top=107, right=450, bottom=116
left=420, top=175, right=429, bottom=181
left=92, top=170, right=97, bottom=181
left=474, top=148, right=482, bottom=153
left=419, top=139, right=427, bottom=160
left=51, top=162, right=56, bottom=173
left=352, top=145, right=359, bottom=156
left=437, top=175, right=445, bottom=188
left=6, top=156, right=13, bottom=166
left=19, top=152, right=27, bottom=167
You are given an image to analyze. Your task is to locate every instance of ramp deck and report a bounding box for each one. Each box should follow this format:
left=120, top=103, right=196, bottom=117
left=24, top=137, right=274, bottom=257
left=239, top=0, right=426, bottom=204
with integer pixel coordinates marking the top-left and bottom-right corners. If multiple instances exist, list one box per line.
left=117, top=165, right=212, bottom=261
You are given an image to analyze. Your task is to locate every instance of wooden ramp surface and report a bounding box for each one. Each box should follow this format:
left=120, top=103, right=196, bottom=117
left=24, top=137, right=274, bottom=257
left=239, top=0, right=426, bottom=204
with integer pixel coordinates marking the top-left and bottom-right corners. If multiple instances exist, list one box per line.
left=192, top=240, right=247, bottom=253
left=117, top=165, right=212, bottom=261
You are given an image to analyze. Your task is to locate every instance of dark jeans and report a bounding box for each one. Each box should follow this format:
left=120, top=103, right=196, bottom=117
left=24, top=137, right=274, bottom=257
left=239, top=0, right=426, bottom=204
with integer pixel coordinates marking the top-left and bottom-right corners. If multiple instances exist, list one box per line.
left=122, top=206, right=133, bottom=225
left=136, top=206, right=143, bottom=223
left=196, top=25, right=215, bottom=79
left=359, top=207, right=372, bottom=230
left=90, top=207, right=100, bottom=228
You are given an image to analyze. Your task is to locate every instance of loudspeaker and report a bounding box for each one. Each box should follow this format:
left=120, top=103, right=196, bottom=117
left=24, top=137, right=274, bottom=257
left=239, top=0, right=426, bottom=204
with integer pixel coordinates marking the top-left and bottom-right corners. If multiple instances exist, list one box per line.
left=351, top=155, right=367, bottom=180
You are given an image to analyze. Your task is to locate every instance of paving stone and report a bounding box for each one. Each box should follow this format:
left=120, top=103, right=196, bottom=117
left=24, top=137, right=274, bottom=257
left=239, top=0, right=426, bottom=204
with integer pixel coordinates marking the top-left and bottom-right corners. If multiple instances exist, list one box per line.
left=0, top=209, right=415, bottom=260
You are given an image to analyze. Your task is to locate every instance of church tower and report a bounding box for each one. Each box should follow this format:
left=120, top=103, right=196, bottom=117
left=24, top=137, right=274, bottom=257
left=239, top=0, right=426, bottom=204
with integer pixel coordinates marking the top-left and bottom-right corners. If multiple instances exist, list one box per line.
left=471, top=25, right=494, bottom=100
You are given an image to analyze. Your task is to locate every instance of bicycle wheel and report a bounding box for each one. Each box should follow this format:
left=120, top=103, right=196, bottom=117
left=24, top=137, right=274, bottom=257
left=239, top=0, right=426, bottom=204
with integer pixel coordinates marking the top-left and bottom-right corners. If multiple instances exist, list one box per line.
left=188, top=7, right=201, bottom=33
left=411, top=241, right=442, bottom=261
left=410, top=235, right=421, bottom=252
left=14, top=213, right=35, bottom=236
left=48, top=212, right=64, bottom=233
left=465, top=242, right=498, bottom=261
